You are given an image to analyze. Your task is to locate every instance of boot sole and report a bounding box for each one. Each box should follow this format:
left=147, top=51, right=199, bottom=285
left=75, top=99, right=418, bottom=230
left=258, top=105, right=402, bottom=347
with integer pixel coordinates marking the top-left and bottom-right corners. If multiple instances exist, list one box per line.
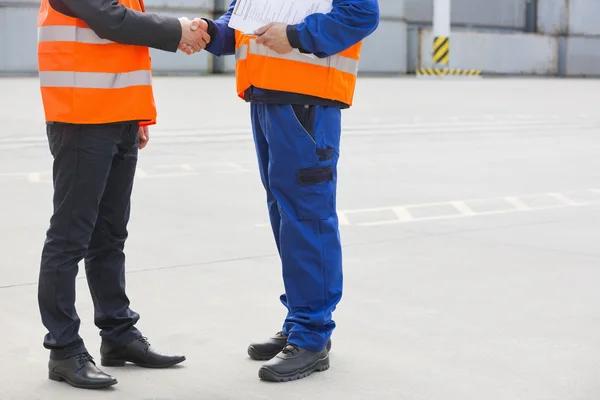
left=248, top=340, right=332, bottom=361
left=100, top=356, right=186, bottom=369
left=258, top=355, right=330, bottom=382
left=48, top=372, right=117, bottom=389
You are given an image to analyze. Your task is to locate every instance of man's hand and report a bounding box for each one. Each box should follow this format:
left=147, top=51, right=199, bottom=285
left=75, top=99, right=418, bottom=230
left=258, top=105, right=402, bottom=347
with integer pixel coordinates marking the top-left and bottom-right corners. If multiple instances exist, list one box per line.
left=178, top=17, right=210, bottom=55
left=138, top=126, right=149, bottom=150
left=255, top=23, right=293, bottom=54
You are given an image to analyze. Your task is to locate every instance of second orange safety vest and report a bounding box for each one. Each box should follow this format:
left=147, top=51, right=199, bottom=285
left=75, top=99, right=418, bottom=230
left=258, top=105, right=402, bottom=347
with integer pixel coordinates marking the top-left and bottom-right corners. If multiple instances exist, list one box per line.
left=234, top=30, right=362, bottom=106
left=37, top=0, right=157, bottom=125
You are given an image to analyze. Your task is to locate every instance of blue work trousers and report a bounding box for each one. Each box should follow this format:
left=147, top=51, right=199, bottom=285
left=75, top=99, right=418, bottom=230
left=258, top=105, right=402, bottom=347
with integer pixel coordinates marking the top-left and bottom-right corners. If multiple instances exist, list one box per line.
left=250, top=102, right=343, bottom=352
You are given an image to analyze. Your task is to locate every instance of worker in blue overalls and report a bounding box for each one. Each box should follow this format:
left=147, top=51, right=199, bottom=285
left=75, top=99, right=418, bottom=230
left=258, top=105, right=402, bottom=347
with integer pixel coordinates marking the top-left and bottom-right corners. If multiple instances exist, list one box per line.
left=188, top=0, right=379, bottom=382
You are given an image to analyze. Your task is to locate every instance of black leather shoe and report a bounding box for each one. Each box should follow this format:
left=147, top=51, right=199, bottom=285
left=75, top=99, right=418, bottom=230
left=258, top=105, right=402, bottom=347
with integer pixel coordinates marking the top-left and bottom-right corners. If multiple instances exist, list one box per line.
left=248, top=332, right=332, bottom=361
left=100, top=336, right=185, bottom=368
left=48, top=353, right=117, bottom=389
left=258, top=343, right=330, bottom=382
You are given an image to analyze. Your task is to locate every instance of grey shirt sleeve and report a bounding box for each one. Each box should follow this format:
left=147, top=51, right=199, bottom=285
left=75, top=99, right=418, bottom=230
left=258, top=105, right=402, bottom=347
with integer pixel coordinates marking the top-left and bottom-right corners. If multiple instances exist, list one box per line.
left=53, top=0, right=182, bottom=52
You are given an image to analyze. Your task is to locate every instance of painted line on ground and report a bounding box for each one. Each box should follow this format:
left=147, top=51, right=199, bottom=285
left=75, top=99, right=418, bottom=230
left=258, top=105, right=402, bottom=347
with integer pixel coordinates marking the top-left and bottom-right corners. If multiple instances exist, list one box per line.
left=354, top=202, right=599, bottom=227
left=1, top=118, right=598, bottom=146
left=335, top=190, right=600, bottom=227
left=0, top=162, right=257, bottom=183
left=504, top=197, right=531, bottom=211
left=450, top=201, right=476, bottom=216
left=253, top=189, right=600, bottom=228
left=392, top=207, right=415, bottom=222
left=546, top=192, right=578, bottom=206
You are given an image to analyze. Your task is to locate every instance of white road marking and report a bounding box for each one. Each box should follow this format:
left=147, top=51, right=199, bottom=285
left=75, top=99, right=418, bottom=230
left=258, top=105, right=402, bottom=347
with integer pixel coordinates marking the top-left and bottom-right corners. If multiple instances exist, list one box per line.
left=1, top=117, right=598, bottom=148
left=149, top=119, right=595, bottom=136
left=450, top=201, right=476, bottom=216
left=138, top=172, right=197, bottom=179
left=338, top=212, right=351, bottom=226
left=226, top=162, right=252, bottom=172
left=27, top=173, right=40, bottom=183
left=357, top=202, right=599, bottom=227
left=330, top=190, right=600, bottom=228
left=392, top=207, right=415, bottom=222
left=0, top=163, right=257, bottom=183
left=546, top=193, right=578, bottom=206
left=505, top=197, right=530, bottom=211
left=0, top=172, right=27, bottom=177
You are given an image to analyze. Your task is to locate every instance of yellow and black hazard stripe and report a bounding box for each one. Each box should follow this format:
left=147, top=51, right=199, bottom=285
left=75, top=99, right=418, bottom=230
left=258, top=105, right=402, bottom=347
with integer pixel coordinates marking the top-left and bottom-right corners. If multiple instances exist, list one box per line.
left=433, top=36, right=449, bottom=65
left=416, top=68, right=482, bottom=77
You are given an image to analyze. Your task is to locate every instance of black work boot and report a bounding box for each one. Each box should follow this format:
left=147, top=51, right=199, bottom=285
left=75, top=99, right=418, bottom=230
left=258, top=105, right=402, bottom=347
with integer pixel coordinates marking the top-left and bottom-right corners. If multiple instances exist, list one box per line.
left=48, top=352, right=117, bottom=389
left=258, top=343, right=330, bottom=382
left=248, top=331, right=332, bottom=361
left=100, top=336, right=186, bottom=368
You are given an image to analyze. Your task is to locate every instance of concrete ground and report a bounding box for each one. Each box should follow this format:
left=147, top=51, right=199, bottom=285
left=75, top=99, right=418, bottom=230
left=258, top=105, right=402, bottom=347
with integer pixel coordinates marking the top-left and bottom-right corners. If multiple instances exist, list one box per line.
left=0, top=76, right=599, bottom=400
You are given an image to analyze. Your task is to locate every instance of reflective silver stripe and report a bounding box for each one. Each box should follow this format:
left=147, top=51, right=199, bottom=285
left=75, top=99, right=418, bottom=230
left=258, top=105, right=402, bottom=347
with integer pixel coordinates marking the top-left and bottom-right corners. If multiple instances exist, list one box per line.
left=38, top=26, right=114, bottom=45
left=39, top=70, right=151, bottom=89
left=236, top=44, right=248, bottom=61
left=239, top=40, right=359, bottom=75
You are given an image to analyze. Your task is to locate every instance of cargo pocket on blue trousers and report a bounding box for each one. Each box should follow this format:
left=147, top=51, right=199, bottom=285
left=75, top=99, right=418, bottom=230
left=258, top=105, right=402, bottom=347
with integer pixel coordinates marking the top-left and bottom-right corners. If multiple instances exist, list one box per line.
left=295, top=166, right=335, bottom=220
left=287, top=104, right=337, bottom=221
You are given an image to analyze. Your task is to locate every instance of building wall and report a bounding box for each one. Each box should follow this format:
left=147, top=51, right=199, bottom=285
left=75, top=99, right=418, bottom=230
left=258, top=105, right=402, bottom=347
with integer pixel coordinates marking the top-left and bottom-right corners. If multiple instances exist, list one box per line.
left=411, top=28, right=558, bottom=76
left=404, top=0, right=526, bottom=29
left=0, top=1, right=215, bottom=75
left=565, top=36, right=600, bottom=76
left=358, top=0, right=407, bottom=74
left=0, top=5, right=39, bottom=74
left=1, top=0, right=600, bottom=76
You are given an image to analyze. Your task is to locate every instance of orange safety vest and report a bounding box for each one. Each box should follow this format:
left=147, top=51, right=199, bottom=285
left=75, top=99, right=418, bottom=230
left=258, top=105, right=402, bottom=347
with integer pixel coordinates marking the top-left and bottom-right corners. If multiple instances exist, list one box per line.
left=37, top=0, right=157, bottom=125
left=234, top=30, right=362, bottom=106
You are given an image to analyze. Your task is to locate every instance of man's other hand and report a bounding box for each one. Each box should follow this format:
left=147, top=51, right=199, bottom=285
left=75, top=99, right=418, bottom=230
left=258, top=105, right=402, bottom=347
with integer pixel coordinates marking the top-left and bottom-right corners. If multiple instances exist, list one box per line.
left=138, top=126, right=149, bottom=150
left=178, top=17, right=210, bottom=54
left=255, top=23, right=292, bottom=54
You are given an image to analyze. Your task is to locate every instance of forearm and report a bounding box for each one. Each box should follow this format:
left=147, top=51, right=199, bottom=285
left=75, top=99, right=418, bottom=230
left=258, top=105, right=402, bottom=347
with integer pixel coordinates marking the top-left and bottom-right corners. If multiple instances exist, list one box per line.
left=59, top=0, right=182, bottom=52
left=286, top=0, right=379, bottom=58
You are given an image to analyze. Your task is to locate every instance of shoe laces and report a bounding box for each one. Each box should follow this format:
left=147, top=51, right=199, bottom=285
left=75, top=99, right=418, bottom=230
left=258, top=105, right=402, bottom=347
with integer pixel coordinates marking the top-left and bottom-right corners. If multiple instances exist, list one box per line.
left=137, top=336, right=151, bottom=347
left=281, top=343, right=300, bottom=355
left=76, top=352, right=94, bottom=366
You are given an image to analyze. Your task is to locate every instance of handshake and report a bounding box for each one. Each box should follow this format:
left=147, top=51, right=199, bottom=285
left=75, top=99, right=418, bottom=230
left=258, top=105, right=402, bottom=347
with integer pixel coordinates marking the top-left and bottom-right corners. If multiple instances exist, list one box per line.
left=178, top=17, right=211, bottom=55
left=177, top=18, right=294, bottom=56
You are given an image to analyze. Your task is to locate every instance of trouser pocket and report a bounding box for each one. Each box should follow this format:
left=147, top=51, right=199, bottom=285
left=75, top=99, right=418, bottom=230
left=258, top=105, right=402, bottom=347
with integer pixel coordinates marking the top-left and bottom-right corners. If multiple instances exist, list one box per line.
left=290, top=104, right=316, bottom=142
left=295, top=166, right=335, bottom=220
left=264, top=103, right=340, bottom=221
left=297, top=166, right=333, bottom=185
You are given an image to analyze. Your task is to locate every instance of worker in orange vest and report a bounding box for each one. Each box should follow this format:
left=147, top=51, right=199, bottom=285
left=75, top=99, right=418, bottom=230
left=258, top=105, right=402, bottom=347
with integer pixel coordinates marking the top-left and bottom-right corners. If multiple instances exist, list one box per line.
left=188, top=0, right=379, bottom=382
left=37, top=0, right=209, bottom=390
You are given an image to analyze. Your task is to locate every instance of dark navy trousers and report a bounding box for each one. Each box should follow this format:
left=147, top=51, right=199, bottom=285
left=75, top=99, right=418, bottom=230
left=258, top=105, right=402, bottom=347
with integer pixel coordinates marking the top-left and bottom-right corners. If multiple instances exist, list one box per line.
left=251, top=103, right=344, bottom=352
left=38, top=122, right=142, bottom=359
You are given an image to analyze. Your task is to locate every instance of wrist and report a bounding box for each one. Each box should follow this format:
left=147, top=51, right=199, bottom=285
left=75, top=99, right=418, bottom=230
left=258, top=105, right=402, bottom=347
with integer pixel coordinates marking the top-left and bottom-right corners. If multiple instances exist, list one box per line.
left=286, top=24, right=312, bottom=54
left=286, top=25, right=303, bottom=49
left=202, top=18, right=217, bottom=42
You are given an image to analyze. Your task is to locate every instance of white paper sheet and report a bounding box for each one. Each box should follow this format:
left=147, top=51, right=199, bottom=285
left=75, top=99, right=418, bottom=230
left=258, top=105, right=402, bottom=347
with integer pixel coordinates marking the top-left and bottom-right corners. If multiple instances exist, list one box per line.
left=228, top=0, right=333, bottom=35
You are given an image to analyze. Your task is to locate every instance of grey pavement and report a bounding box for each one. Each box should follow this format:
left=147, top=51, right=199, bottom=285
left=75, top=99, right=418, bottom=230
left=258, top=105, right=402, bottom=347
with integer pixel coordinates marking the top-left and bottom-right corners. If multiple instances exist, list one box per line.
left=0, top=76, right=599, bottom=400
